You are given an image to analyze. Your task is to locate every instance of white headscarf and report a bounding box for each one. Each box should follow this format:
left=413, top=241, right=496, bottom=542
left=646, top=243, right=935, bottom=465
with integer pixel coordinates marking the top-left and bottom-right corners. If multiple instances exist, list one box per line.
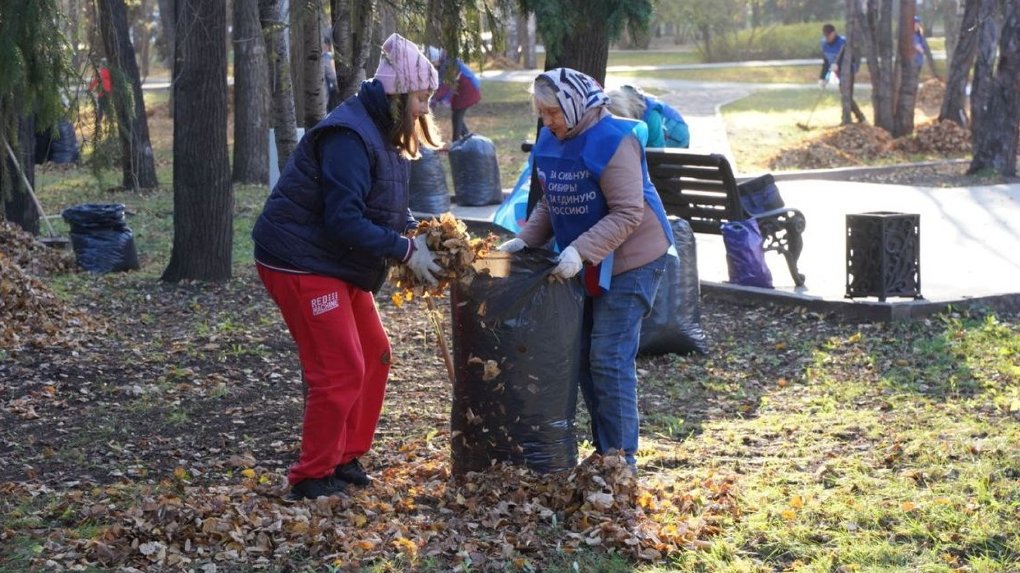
left=537, top=68, right=610, bottom=130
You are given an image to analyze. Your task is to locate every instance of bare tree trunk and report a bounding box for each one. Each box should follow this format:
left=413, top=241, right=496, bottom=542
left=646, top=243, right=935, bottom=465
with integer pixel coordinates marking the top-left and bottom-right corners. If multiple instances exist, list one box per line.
left=969, top=0, right=1001, bottom=140
left=943, top=0, right=961, bottom=62
left=859, top=0, right=896, bottom=131
left=163, top=0, right=233, bottom=282
left=260, top=0, right=298, bottom=171
left=289, top=4, right=306, bottom=127
left=505, top=4, right=519, bottom=62
left=969, top=0, right=1018, bottom=176
left=156, top=0, right=174, bottom=116
left=522, top=12, right=536, bottom=69
left=2, top=116, right=39, bottom=234
left=130, top=0, right=153, bottom=80
left=232, top=0, right=270, bottom=184
left=97, top=0, right=159, bottom=190
left=841, top=0, right=858, bottom=125
left=331, top=0, right=375, bottom=100
left=940, top=0, right=980, bottom=126
left=300, top=1, right=326, bottom=127
left=892, top=0, right=919, bottom=137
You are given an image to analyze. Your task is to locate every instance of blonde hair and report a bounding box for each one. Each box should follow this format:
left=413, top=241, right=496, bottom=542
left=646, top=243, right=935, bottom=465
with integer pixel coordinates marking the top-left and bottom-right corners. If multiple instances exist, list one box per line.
left=606, top=86, right=647, bottom=120
left=388, top=93, right=443, bottom=159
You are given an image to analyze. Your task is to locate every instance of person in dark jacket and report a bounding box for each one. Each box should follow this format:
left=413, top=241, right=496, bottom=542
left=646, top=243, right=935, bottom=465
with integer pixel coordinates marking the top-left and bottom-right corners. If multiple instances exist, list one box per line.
left=252, top=33, right=443, bottom=500
left=426, top=47, right=482, bottom=141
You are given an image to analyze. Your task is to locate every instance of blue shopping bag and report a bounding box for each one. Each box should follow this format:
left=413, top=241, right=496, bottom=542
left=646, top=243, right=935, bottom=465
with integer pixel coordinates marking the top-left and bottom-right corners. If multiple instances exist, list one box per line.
left=492, top=156, right=532, bottom=233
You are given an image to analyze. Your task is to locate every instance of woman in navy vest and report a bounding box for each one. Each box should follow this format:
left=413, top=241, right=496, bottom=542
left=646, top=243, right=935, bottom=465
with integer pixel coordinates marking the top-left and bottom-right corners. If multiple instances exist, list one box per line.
left=252, top=33, right=443, bottom=500
left=498, top=68, right=676, bottom=472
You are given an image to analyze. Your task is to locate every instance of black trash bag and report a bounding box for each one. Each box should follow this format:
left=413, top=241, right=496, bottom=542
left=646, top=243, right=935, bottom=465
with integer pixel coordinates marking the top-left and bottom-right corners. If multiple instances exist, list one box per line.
left=737, top=173, right=783, bottom=215
left=640, top=217, right=710, bottom=355
left=722, top=218, right=773, bottom=288
left=409, top=147, right=450, bottom=214
left=450, top=249, right=583, bottom=475
left=448, top=133, right=503, bottom=206
left=62, top=203, right=139, bottom=273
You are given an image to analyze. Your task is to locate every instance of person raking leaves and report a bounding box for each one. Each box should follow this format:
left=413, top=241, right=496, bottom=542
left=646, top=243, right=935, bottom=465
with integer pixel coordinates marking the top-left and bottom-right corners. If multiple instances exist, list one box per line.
left=251, top=33, right=443, bottom=501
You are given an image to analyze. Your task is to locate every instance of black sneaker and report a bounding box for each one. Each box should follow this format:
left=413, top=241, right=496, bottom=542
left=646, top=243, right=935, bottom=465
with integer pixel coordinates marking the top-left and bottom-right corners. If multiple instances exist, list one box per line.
left=288, top=476, right=347, bottom=500
left=334, top=458, right=372, bottom=486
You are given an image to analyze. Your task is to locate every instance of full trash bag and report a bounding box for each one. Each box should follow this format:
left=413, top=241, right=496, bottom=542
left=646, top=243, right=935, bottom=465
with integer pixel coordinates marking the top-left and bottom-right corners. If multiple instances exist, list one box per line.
left=450, top=249, right=583, bottom=475
left=409, top=147, right=450, bottom=214
left=639, top=217, right=709, bottom=355
left=62, top=203, right=139, bottom=273
left=448, top=133, right=502, bottom=206
left=721, top=218, right=772, bottom=288
left=737, top=173, right=783, bottom=215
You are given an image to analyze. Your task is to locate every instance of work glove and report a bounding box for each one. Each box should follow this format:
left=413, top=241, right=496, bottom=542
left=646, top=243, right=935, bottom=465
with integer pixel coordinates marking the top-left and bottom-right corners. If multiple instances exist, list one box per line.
left=551, top=245, right=582, bottom=279
left=817, top=78, right=828, bottom=89
left=406, top=234, right=441, bottom=286
left=496, top=238, right=527, bottom=253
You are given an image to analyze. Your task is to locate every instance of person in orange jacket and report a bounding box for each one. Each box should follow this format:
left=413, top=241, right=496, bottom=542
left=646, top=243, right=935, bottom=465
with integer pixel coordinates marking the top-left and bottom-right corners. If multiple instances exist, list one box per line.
left=88, top=58, right=113, bottom=123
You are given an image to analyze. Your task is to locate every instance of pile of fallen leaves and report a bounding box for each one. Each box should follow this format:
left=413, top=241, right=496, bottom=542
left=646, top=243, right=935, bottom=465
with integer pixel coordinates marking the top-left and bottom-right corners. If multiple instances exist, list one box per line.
left=820, top=123, right=895, bottom=157
left=24, top=441, right=738, bottom=571
left=768, top=141, right=858, bottom=170
left=891, top=119, right=971, bottom=155
left=0, top=220, right=76, bottom=276
left=390, top=213, right=499, bottom=305
left=915, top=78, right=946, bottom=116
left=0, top=223, right=103, bottom=351
left=0, top=258, right=104, bottom=351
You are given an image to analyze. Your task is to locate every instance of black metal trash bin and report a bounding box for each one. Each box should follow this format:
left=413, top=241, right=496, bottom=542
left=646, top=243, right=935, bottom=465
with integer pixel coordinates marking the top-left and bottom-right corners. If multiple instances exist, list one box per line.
left=846, top=212, right=921, bottom=301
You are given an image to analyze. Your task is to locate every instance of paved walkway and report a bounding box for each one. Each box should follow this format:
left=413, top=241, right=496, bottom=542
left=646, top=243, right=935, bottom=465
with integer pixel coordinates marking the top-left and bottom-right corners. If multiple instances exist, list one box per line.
left=462, top=65, right=1020, bottom=319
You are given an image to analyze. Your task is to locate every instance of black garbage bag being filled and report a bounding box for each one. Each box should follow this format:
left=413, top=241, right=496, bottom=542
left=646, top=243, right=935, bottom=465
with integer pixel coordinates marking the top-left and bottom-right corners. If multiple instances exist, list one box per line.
left=409, top=147, right=450, bottom=215
left=450, top=249, right=584, bottom=475
left=448, top=133, right=503, bottom=206
left=62, top=203, right=139, bottom=273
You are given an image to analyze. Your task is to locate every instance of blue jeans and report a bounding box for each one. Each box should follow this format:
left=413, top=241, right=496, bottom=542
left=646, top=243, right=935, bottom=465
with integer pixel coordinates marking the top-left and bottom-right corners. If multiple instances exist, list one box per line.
left=579, top=254, right=668, bottom=465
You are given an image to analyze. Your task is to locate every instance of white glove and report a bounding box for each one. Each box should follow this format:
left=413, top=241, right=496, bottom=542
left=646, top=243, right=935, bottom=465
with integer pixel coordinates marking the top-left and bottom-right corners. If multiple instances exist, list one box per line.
left=406, top=235, right=440, bottom=286
left=551, top=245, right=582, bottom=279
left=497, top=238, right=527, bottom=253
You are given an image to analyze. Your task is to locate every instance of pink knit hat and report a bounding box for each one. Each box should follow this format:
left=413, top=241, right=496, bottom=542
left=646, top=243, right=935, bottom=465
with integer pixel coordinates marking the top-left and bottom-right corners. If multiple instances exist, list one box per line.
left=374, top=33, right=438, bottom=95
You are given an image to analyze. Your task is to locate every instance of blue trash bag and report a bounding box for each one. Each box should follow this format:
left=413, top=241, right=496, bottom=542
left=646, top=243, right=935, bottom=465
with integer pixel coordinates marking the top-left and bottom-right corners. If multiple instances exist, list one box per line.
left=62, top=203, right=139, bottom=274
left=492, top=157, right=532, bottom=233
left=721, top=218, right=773, bottom=288
left=737, top=173, right=783, bottom=215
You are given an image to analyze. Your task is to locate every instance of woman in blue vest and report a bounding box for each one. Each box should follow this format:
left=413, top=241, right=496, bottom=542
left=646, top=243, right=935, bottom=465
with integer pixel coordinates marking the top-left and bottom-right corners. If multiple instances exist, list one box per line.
left=252, top=33, right=443, bottom=500
left=498, top=68, right=675, bottom=471
left=607, top=84, right=690, bottom=148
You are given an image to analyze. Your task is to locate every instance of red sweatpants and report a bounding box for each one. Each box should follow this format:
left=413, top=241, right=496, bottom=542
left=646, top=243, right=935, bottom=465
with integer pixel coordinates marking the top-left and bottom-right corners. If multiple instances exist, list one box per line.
left=257, top=264, right=391, bottom=485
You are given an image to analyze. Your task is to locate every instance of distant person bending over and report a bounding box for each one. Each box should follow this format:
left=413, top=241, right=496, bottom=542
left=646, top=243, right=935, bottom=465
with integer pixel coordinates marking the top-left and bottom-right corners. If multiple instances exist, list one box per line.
left=252, top=33, right=443, bottom=500
left=819, top=23, right=867, bottom=123
left=426, top=47, right=481, bottom=141
left=607, top=84, right=690, bottom=148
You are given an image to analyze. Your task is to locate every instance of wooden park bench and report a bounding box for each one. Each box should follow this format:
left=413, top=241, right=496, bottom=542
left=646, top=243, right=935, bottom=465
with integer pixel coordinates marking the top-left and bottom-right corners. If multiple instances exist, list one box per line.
left=518, top=144, right=806, bottom=286
left=645, top=149, right=806, bottom=287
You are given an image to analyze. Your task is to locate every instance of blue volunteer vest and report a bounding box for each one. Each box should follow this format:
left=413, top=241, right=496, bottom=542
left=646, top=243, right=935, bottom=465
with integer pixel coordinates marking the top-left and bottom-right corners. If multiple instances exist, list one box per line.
left=532, top=115, right=675, bottom=293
